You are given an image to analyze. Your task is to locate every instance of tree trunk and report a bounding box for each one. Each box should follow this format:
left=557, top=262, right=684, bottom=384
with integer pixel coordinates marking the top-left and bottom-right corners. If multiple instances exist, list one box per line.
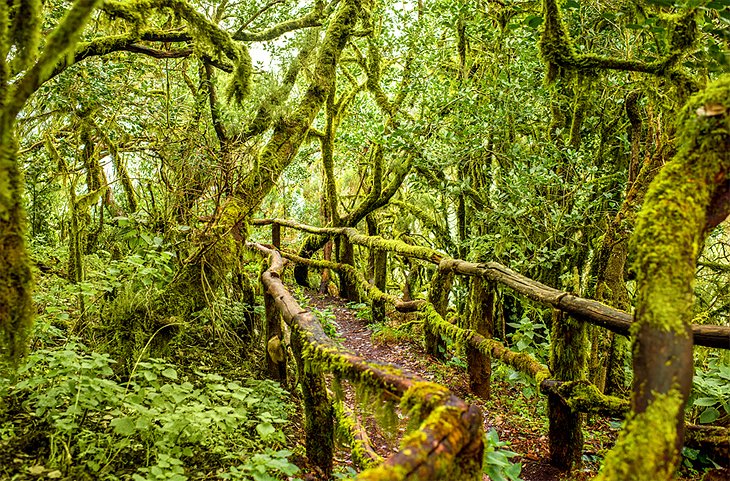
left=0, top=122, right=34, bottom=362
left=466, top=277, right=494, bottom=398
left=597, top=74, right=730, bottom=481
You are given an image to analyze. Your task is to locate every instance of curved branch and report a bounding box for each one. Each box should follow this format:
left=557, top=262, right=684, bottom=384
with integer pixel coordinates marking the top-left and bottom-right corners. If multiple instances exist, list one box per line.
left=597, top=75, right=730, bottom=480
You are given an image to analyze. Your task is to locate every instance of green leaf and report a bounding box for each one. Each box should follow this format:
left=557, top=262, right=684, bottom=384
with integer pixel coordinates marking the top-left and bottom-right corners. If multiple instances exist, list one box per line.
left=256, top=422, right=276, bottom=438
left=699, top=407, right=720, bottom=424
left=694, top=397, right=718, bottom=407
left=524, top=15, right=543, bottom=29
left=161, top=368, right=178, bottom=380
left=111, top=416, right=136, bottom=436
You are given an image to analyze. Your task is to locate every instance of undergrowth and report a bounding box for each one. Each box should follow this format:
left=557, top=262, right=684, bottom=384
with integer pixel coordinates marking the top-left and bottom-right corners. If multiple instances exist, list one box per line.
left=0, top=343, right=299, bottom=481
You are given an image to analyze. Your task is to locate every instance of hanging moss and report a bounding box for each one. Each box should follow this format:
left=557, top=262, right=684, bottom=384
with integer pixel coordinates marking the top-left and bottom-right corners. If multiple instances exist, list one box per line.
left=102, top=0, right=251, bottom=103
left=333, top=400, right=382, bottom=469
left=91, top=121, right=138, bottom=212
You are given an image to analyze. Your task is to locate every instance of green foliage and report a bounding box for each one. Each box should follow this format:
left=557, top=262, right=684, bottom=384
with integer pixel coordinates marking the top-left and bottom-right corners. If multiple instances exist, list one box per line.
left=507, top=314, right=550, bottom=354
left=311, top=306, right=342, bottom=341
left=690, top=356, right=730, bottom=424
left=0, top=342, right=298, bottom=480
left=482, top=428, right=523, bottom=481
left=346, top=302, right=372, bottom=323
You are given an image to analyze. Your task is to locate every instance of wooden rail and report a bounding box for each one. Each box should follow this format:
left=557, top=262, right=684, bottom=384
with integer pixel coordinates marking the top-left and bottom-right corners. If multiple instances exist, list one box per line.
left=247, top=242, right=484, bottom=480
left=252, top=218, right=730, bottom=350
left=252, top=218, right=730, bottom=472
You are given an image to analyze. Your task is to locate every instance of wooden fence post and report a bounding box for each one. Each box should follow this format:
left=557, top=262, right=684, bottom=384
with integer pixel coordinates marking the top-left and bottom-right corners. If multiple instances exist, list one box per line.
left=548, top=310, right=588, bottom=470
left=466, top=277, right=494, bottom=398
left=338, top=235, right=360, bottom=301
left=371, top=248, right=387, bottom=323
left=292, top=328, right=334, bottom=478
left=425, top=263, right=454, bottom=360
left=271, top=223, right=281, bottom=249
left=264, top=291, right=287, bottom=384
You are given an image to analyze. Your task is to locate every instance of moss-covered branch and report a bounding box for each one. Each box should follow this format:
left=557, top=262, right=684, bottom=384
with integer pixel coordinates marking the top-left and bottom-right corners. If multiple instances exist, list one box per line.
left=240, top=29, right=319, bottom=140
left=236, top=0, right=360, bottom=217
left=391, top=200, right=455, bottom=253
left=232, top=1, right=324, bottom=42
left=9, top=0, right=102, bottom=117
left=540, top=0, right=698, bottom=83
left=254, top=219, right=730, bottom=349
left=102, top=0, right=251, bottom=102
left=598, top=74, right=730, bottom=481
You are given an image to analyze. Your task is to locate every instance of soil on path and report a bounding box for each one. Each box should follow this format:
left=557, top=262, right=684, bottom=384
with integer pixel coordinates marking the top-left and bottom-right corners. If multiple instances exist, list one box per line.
left=306, top=291, right=564, bottom=481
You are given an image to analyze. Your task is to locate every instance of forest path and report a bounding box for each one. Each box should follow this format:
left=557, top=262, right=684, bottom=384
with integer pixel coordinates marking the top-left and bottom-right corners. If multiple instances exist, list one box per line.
left=305, top=290, right=565, bottom=481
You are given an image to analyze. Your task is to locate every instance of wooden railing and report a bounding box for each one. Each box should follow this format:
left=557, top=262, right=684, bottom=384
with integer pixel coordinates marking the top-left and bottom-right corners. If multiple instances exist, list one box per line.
left=248, top=242, right=484, bottom=480
left=249, top=218, right=730, bottom=476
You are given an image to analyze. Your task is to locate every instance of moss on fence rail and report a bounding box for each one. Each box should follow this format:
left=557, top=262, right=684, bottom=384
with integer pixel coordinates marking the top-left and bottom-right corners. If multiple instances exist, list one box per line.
left=247, top=241, right=484, bottom=481
left=252, top=218, right=730, bottom=349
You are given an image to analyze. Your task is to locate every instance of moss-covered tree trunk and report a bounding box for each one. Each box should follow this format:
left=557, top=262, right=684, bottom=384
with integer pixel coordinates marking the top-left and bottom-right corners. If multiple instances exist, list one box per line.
left=548, top=310, right=587, bottom=470
left=425, top=264, right=453, bottom=361
left=291, top=329, right=334, bottom=478
left=338, top=235, right=360, bottom=301
left=0, top=0, right=102, bottom=363
left=598, top=75, right=730, bottom=481
left=0, top=123, right=34, bottom=362
left=590, top=92, right=668, bottom=395
left=466, top=277, right=494, bottom=398
left=366, top=216, right=387, bottom=323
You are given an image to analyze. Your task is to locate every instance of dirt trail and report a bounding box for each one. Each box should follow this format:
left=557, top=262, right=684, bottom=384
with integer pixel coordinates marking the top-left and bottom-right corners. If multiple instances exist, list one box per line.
left=306, top=291, right=563, bottom=481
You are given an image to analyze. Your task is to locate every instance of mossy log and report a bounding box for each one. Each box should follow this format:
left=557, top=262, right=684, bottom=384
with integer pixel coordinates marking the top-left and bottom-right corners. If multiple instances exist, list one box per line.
left=247, top=242, right=484, bottom=480
left=278, top=250, right=422, bottom=313
left=540, top=380, right=629, bottom=418
left=252, top=219, right=730, bottom=350
left=685, top=424, right=729, bottom=467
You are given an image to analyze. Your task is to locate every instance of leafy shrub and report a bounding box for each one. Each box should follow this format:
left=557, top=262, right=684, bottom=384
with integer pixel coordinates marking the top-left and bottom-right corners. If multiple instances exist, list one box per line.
left=0, top=343, right=299, bottom=480
left=482, top=428, right=522, bottom=481
left=691, top=357, right=730, bottom=424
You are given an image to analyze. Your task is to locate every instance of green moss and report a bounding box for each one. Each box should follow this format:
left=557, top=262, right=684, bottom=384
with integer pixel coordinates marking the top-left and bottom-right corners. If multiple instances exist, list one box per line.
left=552, top=380, right=629, bottom=416
left=539, top=0, right=697, bottom=79
left=0, top=126, right=33, bottom=363
left=102, top=0, right=251, bottom=103
left=596, top=390, right=684, bottom=480
left=333, top=400, right=382, bottom=469
left=10, top=0, right=42, bottom=70
left=631, top=74, right=730, bottom=335
left=399, top=380, right=449, bottom=424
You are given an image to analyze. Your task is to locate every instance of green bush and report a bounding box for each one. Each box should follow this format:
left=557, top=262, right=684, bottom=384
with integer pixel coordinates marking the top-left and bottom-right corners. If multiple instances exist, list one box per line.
left=0, top=343, right=299, bottom=480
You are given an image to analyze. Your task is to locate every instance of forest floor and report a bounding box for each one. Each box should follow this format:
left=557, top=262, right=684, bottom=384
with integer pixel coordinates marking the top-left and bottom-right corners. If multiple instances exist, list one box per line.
left=306, top=291, right=575, bottom=481
left=303, top=290, right=727, bottom=481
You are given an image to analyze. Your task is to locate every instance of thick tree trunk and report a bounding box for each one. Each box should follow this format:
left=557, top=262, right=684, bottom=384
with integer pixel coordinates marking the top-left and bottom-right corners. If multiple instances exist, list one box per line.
left=597, top=75, right=730, bottom=481
left=0, top=122, right=34, bottom=362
